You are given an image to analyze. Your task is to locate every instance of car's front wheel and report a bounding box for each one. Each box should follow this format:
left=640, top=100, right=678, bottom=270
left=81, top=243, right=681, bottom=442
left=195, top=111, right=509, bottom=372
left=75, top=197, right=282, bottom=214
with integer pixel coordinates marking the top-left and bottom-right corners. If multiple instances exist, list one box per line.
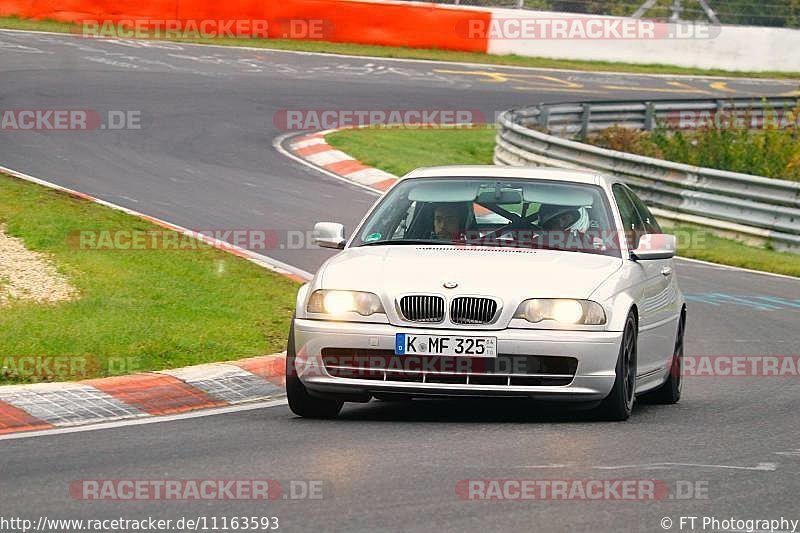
left=286, top=318, right=343, bottom=419
left=596, top=310, right=638, bottom=421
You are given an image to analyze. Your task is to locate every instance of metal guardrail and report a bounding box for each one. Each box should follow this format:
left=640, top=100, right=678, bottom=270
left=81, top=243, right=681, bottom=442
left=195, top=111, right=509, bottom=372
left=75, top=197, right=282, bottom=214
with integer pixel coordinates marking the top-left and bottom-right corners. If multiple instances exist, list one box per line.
left=525, top=97, right=800, bottom=138
left=413, top=0, right=526, bottom=7
left=493, top=97, right=800, bottom=252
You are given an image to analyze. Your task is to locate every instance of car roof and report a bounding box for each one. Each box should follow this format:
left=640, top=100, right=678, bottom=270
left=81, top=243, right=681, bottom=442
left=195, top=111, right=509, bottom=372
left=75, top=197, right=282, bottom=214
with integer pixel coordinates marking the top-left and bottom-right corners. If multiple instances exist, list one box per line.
left=401, top=165, right=608, bottom=187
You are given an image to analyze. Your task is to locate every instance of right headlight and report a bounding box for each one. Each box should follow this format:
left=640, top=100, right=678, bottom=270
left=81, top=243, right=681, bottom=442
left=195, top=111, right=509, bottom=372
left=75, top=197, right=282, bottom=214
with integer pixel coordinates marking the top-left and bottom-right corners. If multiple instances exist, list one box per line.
left=513, top=299, right=606, bottom=325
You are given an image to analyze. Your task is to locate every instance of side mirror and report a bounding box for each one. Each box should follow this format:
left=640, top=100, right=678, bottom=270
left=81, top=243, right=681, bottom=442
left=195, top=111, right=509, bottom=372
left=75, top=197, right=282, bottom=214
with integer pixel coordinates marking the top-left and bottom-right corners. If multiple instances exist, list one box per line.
left=631, top=233, right=676, bottom=260
left=313, top=222, right=346, bottom=250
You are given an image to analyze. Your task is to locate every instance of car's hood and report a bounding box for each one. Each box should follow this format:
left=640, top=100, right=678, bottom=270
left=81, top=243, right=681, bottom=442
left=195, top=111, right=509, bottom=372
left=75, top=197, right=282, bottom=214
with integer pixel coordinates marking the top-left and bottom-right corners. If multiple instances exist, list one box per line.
left=319, top=246, right=622, bottom=300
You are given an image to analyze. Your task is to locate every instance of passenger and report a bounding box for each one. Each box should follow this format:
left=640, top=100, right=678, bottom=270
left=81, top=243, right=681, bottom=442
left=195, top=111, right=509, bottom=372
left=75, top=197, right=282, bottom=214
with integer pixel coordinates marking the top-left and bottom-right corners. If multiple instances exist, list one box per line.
left=540, top=206, right=581, bottom=231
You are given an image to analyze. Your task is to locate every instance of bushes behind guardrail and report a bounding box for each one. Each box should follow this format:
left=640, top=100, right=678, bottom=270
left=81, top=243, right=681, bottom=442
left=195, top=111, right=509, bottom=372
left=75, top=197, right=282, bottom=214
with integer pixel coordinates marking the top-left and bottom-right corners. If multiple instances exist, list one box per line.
left=587, top=114, right=800, bottom=181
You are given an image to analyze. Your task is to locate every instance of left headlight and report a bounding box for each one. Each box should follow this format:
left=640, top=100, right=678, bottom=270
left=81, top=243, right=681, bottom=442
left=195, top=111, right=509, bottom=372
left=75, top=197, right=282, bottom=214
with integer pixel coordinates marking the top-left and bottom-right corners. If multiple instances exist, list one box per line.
left=514, top=299, right=606, bottom=325
left=306, top=290, right=385, bottom=317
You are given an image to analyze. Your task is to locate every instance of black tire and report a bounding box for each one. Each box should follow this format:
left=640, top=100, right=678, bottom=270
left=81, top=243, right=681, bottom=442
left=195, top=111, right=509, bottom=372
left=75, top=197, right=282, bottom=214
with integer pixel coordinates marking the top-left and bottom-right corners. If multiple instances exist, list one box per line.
left=285, top=318, right=343, bottom=419
left=645, top=311, right=685, bottom=405
left=596, top=311, right=638, bottom=421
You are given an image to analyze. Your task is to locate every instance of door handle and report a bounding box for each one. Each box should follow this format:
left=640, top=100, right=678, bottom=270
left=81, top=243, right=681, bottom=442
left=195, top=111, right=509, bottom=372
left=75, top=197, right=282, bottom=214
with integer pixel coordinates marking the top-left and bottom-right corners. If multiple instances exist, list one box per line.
left=661, top=266, right=673, bottom=277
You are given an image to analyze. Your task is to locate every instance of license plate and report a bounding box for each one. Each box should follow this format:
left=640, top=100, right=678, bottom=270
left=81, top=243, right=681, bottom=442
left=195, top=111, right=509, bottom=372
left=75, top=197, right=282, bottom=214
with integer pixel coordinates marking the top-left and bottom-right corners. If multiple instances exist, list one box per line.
left=395, top=333, right=497, bottom=357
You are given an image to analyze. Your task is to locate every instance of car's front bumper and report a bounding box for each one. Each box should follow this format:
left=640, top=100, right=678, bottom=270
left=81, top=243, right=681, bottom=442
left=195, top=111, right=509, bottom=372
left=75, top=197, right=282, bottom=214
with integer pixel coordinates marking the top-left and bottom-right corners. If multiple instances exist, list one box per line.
left=293, top=318, right=622, bottom=401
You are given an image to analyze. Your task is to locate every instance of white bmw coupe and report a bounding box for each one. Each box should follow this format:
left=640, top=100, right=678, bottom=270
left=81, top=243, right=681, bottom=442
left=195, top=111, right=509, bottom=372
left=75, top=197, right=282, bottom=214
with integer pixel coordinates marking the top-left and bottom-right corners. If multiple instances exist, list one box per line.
left=287, top=166, right=686, bottom=421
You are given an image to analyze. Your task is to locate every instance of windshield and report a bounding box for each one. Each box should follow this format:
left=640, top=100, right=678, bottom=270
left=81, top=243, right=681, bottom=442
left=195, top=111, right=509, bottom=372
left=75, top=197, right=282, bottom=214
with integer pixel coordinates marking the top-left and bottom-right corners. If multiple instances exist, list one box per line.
left=352, top=177, right=621, bottom=257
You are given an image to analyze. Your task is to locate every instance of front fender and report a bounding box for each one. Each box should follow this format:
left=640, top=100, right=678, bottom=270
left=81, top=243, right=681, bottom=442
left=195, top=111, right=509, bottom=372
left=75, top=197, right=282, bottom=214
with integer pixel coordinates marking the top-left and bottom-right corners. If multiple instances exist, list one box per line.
left=591, top=262, right=644, bottom=332
left=295, top=283, right=311, bottom=319
left=602, top=291, right=639, bottom=332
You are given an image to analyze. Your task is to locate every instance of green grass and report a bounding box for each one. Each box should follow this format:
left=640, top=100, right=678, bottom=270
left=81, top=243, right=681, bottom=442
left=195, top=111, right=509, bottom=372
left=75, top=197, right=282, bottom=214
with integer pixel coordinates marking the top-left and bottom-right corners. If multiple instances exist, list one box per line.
left=327, top=126, right=497, bottom=177
left=326, top=126, right=800, bottom=277
left=2, top=15, right=800, bottom=79
left=667, top=224, right=800, bottom=277
left=0, top=173, right=298, bottom=383
left=0, top=14, right=74, bottom=33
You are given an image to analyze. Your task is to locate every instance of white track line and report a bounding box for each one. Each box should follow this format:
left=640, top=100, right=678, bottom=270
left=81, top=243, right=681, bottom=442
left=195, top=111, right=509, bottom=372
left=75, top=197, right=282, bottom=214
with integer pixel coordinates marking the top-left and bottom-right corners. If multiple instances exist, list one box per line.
left=0, top=397, right=289, bottom=441
left=591, top=461, right=777, bottom=471
left=1, top=28, right=796, bottom=82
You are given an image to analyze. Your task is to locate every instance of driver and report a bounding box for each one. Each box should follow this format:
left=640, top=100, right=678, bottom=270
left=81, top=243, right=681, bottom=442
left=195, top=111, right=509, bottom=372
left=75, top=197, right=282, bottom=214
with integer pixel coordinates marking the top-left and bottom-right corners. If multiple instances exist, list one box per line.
left=538, top=205, right=595, bottom=251
left=433, top=203, right=469, bottom=241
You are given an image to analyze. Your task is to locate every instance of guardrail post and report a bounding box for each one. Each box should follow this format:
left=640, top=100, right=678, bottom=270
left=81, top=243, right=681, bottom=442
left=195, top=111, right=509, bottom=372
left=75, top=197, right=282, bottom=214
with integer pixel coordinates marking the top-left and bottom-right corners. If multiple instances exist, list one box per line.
left=644, top=102, right=655, bottom=131
left=538, top=104, right=550, bottom=130
left=580, top=103, right=592, bottom=139
left=716, top=99, right=726, bottom=127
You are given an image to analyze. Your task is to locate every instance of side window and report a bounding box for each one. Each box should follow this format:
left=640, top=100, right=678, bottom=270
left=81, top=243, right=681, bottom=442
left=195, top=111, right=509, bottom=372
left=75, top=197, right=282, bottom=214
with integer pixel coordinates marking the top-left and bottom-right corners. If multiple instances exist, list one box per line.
left=612, top=184, right=646, bottom=249
left=624, top=186, right=662, bottom=234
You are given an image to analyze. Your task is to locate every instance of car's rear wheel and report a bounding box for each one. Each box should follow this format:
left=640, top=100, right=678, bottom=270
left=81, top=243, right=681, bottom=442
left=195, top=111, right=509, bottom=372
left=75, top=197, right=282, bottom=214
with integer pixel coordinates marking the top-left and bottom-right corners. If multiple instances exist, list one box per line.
left=645, top=310, right=685, bottom=404
left=596, top=311, right=637, bottom=421
left=286, top=318, right=343, bottom=419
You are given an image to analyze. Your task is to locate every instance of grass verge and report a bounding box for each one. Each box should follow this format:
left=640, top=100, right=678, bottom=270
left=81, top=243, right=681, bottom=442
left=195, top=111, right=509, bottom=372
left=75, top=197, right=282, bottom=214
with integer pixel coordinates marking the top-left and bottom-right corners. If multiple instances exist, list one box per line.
left=326, top=126, right=800, bottom=277
left=667, top=224, right=800, bottom=277
left=2, top=15, right=799, bottom=79
left=0, top=172, right=298, bottom=384
left=327, top=126, right=497, bottom=177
